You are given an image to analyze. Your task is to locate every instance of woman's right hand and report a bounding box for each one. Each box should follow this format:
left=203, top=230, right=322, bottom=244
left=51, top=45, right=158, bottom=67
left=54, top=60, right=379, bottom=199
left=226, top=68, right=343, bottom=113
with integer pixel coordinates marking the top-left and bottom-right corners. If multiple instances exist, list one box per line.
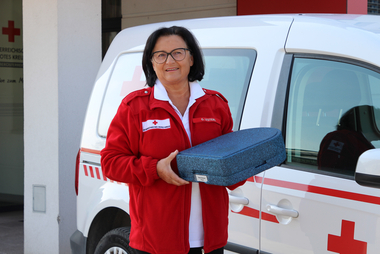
left=156, top=150, right=189, bottom=186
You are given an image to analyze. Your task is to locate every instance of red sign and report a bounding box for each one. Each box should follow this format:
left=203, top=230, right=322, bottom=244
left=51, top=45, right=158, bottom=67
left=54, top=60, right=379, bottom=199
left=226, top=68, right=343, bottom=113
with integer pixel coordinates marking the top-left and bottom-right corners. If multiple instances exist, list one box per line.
left=237, top=0, right=367, bottom=15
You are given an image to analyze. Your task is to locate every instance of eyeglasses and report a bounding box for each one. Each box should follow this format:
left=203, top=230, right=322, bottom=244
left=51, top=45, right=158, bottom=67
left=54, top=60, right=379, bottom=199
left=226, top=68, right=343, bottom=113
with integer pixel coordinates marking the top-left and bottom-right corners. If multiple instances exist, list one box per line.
left=151, top=48, right=190, bottom=64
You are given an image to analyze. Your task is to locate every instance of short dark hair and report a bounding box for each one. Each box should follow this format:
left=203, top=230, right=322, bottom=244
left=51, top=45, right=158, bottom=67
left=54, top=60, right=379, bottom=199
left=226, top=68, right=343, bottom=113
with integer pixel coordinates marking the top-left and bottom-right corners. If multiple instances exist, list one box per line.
left=142, top=26, right=205, bottom=87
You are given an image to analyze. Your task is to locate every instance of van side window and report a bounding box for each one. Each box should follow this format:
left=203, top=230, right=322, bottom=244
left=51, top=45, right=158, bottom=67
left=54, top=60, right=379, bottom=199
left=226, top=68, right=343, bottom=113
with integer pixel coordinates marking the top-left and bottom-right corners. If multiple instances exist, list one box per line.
left=285, top=58, right=380, bottom=176
left=97, top=49, right=256, bottom=137
left=200, top=49, right=256, bottom=131
left=98, top=52, right=145, bottom=137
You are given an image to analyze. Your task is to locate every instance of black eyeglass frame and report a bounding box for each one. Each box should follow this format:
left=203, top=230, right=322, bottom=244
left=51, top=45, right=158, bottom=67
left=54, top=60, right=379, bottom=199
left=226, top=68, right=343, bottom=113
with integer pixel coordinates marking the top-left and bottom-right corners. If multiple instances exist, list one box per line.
left=151, top=48, right=191, bottom=64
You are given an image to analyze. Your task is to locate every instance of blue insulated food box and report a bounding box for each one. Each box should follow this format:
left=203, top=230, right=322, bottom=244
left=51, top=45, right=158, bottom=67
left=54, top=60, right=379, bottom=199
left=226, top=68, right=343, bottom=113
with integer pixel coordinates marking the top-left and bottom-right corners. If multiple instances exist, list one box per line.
left=177, top=128, right=286, bottom=186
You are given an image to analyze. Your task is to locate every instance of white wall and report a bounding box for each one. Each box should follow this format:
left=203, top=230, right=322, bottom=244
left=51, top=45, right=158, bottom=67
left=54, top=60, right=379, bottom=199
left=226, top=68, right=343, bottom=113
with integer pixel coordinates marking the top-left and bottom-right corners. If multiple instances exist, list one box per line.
left=23, top=0, right=101, bottom=253
left=122, top=0, right=236, bottom=29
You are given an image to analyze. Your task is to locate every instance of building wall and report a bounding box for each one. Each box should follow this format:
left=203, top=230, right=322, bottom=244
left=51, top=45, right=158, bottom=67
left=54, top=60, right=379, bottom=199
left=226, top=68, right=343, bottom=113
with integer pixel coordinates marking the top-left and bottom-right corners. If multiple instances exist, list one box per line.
left=23, top=0, right=101, bottom=253
left=121, top=0, right=237, bottom=29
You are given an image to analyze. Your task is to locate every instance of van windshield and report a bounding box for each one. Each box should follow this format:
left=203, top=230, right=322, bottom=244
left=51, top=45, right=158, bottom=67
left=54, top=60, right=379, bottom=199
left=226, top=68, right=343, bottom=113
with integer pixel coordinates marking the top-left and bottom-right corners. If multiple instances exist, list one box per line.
left=98, top=49, right=256, bottom=137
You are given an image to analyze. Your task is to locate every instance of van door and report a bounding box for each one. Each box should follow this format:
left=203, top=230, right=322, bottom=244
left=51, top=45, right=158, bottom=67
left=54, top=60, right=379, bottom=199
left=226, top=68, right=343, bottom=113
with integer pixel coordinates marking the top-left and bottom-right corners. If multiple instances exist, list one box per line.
left=261, top=55, right=380, bottom=253
left=198, top=49, right=261, bottom=252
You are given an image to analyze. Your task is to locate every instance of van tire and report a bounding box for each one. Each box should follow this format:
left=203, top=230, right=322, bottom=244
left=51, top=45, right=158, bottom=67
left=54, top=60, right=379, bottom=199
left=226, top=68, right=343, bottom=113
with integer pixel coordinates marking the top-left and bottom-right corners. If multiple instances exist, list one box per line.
left=94, top=227, right=137, bottom=254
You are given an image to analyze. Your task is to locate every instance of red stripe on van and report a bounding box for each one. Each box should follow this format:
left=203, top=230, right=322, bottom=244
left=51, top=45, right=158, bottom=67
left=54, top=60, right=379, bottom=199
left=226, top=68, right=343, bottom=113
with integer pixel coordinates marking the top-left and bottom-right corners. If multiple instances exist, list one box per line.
left=95, top=167, right=101, bottom=180
left=102, top=170, right=107, bottom=181
left=80, top=148, right=101, bottom=154
left=236, top=175, right=380, bottom=222
left=235, top=206, right=259, bottom=218
left=80, top=148, right=129, bottom=185
left=83, top=164, right=109, bottom=182
left=253, top=176, right=380, bottom=205
left=234, top=206, right=279, bottom=223
left=89, top=166, right=95, bottom=178
left=264, top=177, right=380, bottom=205
left=262, top=211, right=279, bottom=223
left=81, top=150, right=380, bottom=205
left=83, top=165, right=89, bottom=176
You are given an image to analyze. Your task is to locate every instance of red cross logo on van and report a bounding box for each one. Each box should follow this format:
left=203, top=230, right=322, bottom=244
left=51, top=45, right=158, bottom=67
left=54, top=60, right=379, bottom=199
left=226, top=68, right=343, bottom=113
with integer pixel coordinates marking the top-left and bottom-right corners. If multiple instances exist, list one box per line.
left=120, top=66, right=146, bottom=97
left=327, top=220, right=367, bottom=254
left=2, top=20, right=20, bottom=42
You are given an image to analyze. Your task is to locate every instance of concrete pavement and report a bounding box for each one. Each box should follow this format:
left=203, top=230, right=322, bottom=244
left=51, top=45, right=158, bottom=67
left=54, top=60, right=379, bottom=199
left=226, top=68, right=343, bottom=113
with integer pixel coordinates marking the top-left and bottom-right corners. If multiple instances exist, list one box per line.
left=0, top=210, right=23, bottom=254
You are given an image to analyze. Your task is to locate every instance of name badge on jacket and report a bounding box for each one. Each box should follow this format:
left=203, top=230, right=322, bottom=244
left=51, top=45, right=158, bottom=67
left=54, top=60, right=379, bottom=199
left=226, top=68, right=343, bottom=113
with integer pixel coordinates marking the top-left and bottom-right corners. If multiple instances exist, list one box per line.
left=142, top=119, right=171, bottom=132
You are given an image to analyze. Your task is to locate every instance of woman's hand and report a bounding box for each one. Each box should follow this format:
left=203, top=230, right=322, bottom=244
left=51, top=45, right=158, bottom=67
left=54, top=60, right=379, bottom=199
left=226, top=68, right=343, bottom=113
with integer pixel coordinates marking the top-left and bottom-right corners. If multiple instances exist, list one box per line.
left=157, top=150, right=189, bottom=186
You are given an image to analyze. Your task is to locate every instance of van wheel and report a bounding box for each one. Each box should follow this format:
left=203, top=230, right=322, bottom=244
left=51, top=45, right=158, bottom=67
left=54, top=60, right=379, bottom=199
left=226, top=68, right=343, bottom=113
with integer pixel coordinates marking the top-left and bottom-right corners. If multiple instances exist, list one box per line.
left=94, top=227, right=137, bottom=254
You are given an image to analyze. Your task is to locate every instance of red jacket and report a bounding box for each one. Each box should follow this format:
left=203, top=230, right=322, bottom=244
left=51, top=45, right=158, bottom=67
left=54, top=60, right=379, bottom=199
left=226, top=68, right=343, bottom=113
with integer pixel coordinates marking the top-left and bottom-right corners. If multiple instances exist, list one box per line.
left=101, top=86, right=244, bottom=254
left=318, top=129, right=374, bottom=172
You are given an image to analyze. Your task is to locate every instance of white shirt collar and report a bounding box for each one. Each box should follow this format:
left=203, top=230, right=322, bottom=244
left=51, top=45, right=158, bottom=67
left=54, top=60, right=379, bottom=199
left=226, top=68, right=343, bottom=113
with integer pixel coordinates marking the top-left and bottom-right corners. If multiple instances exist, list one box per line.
left=154, top=80, right=204, bottom=147
left=154, top=79, right=205, bottom=103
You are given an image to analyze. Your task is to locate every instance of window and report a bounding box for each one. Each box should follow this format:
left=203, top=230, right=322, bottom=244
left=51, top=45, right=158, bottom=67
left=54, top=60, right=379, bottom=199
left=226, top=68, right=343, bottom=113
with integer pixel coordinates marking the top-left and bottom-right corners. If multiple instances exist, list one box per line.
left=102, top=0, right=121, bottom=59
left=98, top=52, right=144, bottom=137
left=97, top=49, right=256, bottom=137
left=368, top=0, right=380, bottom=15
left=200, top=49, right=255, bottom=131
left=286, top=57, right=380, bottom=176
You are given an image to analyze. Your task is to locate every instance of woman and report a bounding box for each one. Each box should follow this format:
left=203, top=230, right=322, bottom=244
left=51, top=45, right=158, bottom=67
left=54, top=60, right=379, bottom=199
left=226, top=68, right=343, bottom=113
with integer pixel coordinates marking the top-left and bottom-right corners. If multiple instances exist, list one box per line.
left=318, top=105, right=375, bottom=172
left=101, top=26, right=245, bottom=254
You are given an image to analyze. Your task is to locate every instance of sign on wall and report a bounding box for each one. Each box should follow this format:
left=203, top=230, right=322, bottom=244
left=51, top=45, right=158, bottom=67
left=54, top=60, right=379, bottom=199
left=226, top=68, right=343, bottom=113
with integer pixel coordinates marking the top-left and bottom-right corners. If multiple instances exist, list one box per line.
left=0, top=0, right=23, bottom=92
left=0, top=0, right=24, bottom=197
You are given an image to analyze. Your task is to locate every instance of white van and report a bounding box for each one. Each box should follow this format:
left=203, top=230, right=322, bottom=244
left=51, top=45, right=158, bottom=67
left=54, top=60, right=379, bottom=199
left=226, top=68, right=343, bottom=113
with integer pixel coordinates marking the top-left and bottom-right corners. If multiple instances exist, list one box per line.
left=71, top=14, right=380, bottom=254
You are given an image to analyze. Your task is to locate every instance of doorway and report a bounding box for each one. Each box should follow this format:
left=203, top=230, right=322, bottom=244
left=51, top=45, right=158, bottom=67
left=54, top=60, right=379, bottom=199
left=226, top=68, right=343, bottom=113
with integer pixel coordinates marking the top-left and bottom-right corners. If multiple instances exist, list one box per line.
left=0, top=0, right=24, bottom=212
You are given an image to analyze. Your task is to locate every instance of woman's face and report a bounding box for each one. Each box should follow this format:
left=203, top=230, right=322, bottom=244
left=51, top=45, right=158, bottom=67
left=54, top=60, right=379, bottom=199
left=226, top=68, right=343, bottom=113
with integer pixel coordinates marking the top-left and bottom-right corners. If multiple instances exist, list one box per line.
left=151, top=35, right=193, bottom=88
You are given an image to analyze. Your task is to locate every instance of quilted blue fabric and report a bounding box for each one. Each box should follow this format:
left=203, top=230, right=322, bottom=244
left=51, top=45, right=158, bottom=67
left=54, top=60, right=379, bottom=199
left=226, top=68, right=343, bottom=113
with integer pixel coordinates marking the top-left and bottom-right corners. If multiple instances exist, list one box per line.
left=177, top=128, right=286, bottom=186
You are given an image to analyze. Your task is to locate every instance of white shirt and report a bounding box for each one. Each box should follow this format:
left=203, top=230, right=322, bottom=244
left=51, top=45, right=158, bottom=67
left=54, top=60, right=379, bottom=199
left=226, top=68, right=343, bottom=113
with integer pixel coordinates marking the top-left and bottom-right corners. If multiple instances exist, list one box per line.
left=154, top=80, right=205, bottom=248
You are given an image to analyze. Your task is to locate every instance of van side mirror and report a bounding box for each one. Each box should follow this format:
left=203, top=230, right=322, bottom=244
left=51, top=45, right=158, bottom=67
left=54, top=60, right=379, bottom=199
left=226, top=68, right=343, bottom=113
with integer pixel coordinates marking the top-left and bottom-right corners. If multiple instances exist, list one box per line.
left=355, top=149, right=380, bottom=188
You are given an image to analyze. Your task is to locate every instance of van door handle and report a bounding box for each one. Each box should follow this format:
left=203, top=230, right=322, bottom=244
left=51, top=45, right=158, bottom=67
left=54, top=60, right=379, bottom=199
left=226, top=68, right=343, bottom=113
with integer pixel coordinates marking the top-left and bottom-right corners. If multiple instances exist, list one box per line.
left=229, top=195, right=249, bottom=205
left=266, top=204, right=299, bottom=218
